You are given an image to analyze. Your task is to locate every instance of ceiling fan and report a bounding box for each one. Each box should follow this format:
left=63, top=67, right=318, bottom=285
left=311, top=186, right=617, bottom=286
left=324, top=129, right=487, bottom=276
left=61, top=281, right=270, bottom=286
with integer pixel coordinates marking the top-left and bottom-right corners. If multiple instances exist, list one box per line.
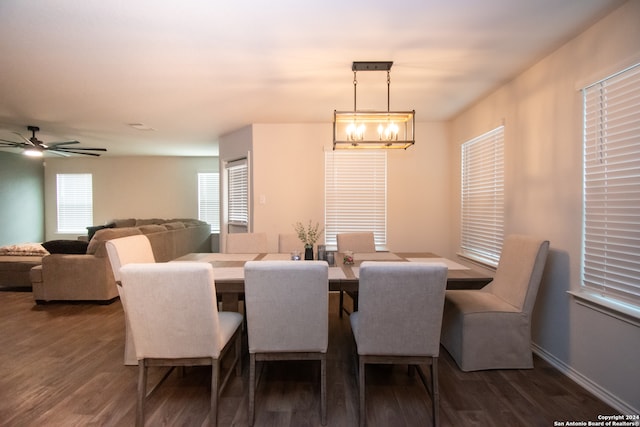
left=0, top=125, right=107, bottom=157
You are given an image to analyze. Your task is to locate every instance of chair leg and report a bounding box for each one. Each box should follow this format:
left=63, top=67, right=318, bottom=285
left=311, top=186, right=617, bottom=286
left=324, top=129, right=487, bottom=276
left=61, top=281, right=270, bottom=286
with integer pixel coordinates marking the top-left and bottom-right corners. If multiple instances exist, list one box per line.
left=249, top=353, right=256, bottom=426
left=321, top=355, right=327, bottom=425
left=136, top=359, right=147, bottom=427
left=235, top=331, right=242, bottom=377
left=358, top=357, right=366, bottom=427
left=210, top=358, right=219, bottom=427
left=339, top=290, right=344, bottom=318
left=431, top=358, right=440, bottom=427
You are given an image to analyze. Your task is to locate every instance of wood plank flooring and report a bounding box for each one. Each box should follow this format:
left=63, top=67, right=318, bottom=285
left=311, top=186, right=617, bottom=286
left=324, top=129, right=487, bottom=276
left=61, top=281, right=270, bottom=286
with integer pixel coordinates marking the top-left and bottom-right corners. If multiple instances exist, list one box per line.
left=0, top=290, right=617, bottom=426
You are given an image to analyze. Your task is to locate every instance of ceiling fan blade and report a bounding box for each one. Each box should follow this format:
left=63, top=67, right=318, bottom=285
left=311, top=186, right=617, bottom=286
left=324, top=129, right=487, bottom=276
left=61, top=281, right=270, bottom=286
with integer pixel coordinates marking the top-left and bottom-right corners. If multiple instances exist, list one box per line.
left=48, top=149, right=71, bottom=157
left=49, top=141, right=80, bottom=147
left=55, top=147, right=107, bottom=152
left=0, top=138, right=24, bottom=146
left=12, top=132, right=34, bottom=146
left=52, top=148, right=103, bottom=156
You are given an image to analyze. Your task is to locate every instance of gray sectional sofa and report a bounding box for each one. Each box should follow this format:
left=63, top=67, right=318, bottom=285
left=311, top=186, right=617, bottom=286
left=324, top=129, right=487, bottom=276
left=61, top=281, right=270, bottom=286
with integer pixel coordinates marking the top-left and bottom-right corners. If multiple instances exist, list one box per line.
left=30, top=218, right=211, bottom=303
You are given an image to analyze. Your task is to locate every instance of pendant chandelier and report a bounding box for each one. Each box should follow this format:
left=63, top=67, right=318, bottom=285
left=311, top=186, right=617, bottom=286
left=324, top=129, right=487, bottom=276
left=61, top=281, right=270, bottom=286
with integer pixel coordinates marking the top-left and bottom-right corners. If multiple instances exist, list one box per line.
left=333, top=61, right=415, bottom=150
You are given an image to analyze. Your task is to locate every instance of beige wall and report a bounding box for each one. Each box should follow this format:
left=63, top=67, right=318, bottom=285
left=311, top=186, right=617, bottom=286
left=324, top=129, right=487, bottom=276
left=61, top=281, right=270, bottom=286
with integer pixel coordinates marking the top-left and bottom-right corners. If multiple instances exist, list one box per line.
left=449, top=0, right=639, bottom=412
left=43, top=156, right=217, bottom=240
left=244, top=122, right=451, bottom=254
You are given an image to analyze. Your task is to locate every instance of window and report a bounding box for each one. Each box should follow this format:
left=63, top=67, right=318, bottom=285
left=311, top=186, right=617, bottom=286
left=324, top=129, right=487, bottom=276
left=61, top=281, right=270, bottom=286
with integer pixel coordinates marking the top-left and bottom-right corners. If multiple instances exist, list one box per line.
left=198, top=172, right=220, bottom=233
left=460, top=126, right=505, bottom=267
left=325, top=150, right=386, bottom=248
left=582, top=63, right=640, bottom=307
left=56, top=173, right=93, bottom=234
left=227, top=159, right=248, bottom=227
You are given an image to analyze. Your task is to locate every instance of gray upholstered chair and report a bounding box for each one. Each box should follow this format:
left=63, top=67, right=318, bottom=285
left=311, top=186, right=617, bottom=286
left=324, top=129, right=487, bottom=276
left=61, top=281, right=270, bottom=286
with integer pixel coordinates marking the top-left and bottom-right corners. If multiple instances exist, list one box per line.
left=336, top=232, right=376, bottom=317
left=105, top=235, right=156, bottom=365
left=225, top=232, right=268, bottom=253
left=244, top=260, right=329, bottom=426
left=350, top=261, right=447, bottom=427
left=119, top=262, right=243, bottom=427
left=440, top=234, right=550, bottom=372
left=278, top=233, right=303, bottom=254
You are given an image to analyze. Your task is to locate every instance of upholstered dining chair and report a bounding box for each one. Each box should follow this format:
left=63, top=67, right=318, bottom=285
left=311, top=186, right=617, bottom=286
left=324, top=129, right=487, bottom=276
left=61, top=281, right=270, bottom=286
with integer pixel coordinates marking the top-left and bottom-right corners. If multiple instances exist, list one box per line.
left=350, top=261, right=448, bottom=427
left=278, top=233, right=303, bottom=254
left=336, top=232, right=376, bottom=317
left=118, top=262, right=243, bottom=427
left=225, top=232, right=268, bottom=253
left=244, top=260, right=329, bottom=426
left=440, top=234, right=550, bottom=371
left=105, top=235, right=156, bottom=365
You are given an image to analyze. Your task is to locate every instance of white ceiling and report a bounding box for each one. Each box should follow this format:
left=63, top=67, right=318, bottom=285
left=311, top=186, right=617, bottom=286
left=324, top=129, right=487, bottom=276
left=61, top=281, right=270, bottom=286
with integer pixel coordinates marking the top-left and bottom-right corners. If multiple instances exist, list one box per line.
left=0, top=0, right=623, bottom=157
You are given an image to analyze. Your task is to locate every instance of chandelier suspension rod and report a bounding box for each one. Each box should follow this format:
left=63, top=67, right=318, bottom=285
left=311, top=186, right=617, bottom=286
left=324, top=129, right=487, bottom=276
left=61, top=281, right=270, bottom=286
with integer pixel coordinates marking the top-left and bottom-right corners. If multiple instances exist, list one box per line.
left=353, top=70, right=358, bottom=112
left=387, top=70, right=391, bottom=112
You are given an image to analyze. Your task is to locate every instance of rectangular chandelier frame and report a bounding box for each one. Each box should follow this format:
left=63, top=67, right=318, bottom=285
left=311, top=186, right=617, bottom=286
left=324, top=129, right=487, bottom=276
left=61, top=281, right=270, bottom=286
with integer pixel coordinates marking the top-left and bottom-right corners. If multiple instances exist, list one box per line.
left=333, top=110, right=415, bottom=150
left=333, top=61, right=415, bottom=150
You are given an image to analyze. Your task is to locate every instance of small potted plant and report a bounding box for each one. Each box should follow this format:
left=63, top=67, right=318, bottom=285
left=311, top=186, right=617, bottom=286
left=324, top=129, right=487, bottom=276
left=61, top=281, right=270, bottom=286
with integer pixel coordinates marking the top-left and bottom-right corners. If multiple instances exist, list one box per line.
left=294, top=220, right=324, bottom=260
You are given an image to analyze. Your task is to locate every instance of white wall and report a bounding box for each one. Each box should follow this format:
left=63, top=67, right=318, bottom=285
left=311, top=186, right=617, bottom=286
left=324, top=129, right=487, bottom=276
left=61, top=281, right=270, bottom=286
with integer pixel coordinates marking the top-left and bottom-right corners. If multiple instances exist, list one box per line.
left=43, top=156, right=217, bottom=240
left=245, top=122, right=451, bottom=254
left=449, top=0, right=639, bottom=413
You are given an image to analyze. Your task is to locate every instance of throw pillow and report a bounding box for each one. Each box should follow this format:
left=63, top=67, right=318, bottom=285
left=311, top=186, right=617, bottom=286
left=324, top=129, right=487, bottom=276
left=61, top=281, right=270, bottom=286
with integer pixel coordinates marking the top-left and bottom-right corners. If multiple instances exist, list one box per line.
left=0, top=243, right=49, bottom=256
left=42, top=240, right=90, bottom=254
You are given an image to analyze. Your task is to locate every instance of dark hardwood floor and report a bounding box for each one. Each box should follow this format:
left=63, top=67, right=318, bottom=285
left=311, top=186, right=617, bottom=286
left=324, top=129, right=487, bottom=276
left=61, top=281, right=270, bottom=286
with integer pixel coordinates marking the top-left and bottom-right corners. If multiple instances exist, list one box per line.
left=0, top=290, right=617, bottom=426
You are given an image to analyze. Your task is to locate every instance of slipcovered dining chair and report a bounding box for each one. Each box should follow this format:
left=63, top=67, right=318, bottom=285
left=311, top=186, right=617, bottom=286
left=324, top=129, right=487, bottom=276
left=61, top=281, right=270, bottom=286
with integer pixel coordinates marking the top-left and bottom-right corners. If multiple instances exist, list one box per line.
left=350, top=261, right=447, bottom=427
left=336, top=232, right=376, bottom=317
left=440, top=234, right=550, bottom=372
left=119, top=262, right=243, bottom=427
left=225, top=232, right=268, bottom=253
left=106, top=235, right=156, bottom=365
left=278, top=233, right=303, bottom=254
left=244, top=260, right=329, bottom=426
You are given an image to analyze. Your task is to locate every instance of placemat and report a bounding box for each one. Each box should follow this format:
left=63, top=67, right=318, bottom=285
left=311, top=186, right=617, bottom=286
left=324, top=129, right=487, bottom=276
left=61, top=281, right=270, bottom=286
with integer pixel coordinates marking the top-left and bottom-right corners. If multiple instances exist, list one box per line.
left=329, top=267, right=346, bottom=280
left=354, top=252, right=402, bottom=261
left=192, top=253, right=259, bottom=262
left=261, top=253, right=295, bottom=260
left=406, top=257, right=470, bottom=270
left=212, top=267, right=245, bottom=280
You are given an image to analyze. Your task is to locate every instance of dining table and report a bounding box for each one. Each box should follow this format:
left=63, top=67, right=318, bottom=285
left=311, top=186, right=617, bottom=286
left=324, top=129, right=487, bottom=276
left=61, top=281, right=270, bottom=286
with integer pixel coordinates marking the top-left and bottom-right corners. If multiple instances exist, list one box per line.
left=172, top=251, right=494, bottom=312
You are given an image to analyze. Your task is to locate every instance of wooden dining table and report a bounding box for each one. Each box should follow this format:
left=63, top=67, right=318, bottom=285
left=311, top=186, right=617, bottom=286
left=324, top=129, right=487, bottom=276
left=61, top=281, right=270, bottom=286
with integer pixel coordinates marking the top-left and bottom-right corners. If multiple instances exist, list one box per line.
left=173, top=251, right=494, bottom=312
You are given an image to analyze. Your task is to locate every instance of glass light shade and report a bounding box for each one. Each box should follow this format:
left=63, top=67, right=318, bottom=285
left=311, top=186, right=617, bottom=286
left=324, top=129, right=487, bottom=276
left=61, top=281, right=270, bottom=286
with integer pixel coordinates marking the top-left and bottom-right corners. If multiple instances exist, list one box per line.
left=23, top=148, right=44, bottom=157
left=333, top=110, right=415, bottom=150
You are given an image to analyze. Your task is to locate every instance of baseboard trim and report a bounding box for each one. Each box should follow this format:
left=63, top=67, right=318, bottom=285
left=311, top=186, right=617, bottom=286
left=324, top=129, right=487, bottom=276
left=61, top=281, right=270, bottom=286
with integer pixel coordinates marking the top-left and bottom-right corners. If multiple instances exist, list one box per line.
left=532, top=343, right=638, bottom=415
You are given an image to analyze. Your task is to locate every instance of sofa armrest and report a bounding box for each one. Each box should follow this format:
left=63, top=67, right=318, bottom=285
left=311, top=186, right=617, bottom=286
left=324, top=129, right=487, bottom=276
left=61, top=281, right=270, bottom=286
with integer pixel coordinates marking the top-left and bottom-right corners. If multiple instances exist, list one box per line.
left=33, top=254, right=118, bottom=302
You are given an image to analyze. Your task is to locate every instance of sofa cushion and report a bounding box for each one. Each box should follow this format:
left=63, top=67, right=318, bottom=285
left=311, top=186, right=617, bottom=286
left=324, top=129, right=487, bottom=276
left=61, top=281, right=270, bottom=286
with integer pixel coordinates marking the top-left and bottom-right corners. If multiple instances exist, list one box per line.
left=164, top=221, right=186, bottom=230
left=169, top=218, right=208, bottom=227
left=112, top=218, right=136, bottom=228
left=87, top=223, right=115, bottom=241
left=138, top=224, right=168, bottom=234
left=87, top=227, right=143, bottom=257
left=135, top=218, right=165, bottom=226
left=42, top=240, right=90, bottom=255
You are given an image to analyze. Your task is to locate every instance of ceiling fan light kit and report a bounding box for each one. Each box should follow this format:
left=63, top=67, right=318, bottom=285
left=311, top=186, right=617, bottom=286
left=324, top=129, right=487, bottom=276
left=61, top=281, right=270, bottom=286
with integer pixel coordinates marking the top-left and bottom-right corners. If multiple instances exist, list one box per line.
left=333, top=61, right=415, bottom=150
left=0, top=125, right=107, bottom=157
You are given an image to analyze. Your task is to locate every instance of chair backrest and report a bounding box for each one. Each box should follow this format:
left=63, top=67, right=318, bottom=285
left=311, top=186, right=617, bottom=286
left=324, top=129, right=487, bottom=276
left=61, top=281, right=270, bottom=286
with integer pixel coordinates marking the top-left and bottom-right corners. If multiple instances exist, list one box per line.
left=356, top=261, right=447, bottom=356
left=336, top=232, right=376, bottom=253
left=118, top=262, right=222, bottom=359
left=485, top=234, right=550, bottom=313
left=225, top=232, right=268, bottom=253
left=278, top=233, right=303, bottom=253
left=105, top=235, right=156, bottom=282
left=244, top=260, right=329, bottom=353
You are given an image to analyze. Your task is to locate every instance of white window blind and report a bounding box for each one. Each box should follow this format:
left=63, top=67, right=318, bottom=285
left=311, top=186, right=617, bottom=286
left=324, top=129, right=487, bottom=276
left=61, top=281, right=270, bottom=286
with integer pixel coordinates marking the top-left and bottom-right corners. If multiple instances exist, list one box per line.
left=227, top=159, right=248, bottom=226
left=198, top=172, right=220, bottom=233
left=56, top=173, right=93, bottom=234
left=582, top=62, right=640, bottom=306
left=460, top=126, right=505, bottom=267
left=325, top=150, right=386, bottom=248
